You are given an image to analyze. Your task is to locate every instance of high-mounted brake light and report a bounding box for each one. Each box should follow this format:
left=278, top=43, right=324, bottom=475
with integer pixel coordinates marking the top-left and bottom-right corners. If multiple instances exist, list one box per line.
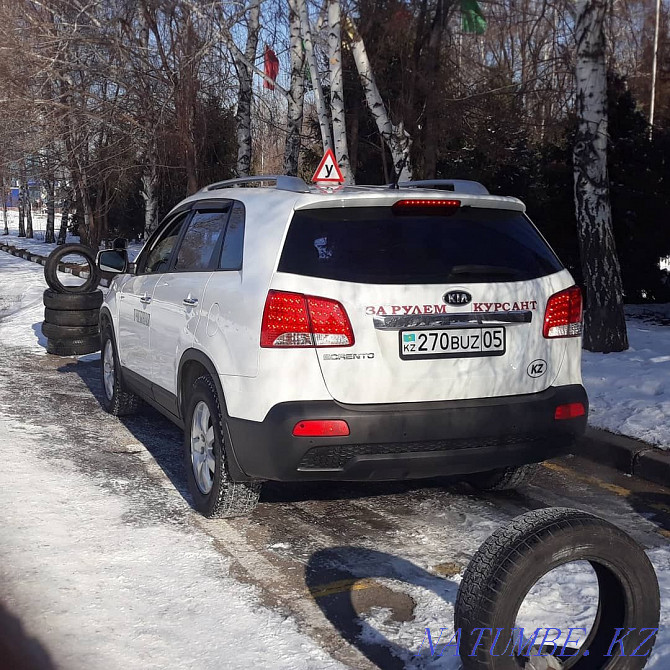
left=392, top=199, right=461, bottom=215
left=543, top=286, right=583, bottom=339
left=292, top=420, right=350, bottom=437
left=260, top=290, right=354, bottom=348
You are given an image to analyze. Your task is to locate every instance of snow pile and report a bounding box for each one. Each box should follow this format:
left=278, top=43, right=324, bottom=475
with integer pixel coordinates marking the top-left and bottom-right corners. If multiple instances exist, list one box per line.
left=582, top=305, right=670, bottom=448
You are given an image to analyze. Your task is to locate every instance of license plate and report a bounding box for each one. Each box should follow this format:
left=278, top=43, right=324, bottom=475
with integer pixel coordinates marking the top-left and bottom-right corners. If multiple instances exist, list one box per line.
left=399, top=327, right=506, bottom=360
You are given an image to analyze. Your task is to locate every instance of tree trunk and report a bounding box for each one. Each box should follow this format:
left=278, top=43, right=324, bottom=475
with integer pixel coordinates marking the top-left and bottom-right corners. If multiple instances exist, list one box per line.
left=141, top=154, right=159, bottom=238
left=45, top=176, right=55, bottom=243
left=57, top=192, right=71, bottom=245
left=236, top=0, right=260, bottom=177
left=25, top=189, right=33, bottom=239
left=1, top=175, right=8, bottom=235
left=17, top=178, right=25, bottom=237
left=283, top=0, right=306, bottom=176
left=297, top=0, right=333, bottom=153
left=345, top=18, right=413, bottom=182
left=327, top=0, right=352, bottom=183
left=573, top=0, right=628, bottom=353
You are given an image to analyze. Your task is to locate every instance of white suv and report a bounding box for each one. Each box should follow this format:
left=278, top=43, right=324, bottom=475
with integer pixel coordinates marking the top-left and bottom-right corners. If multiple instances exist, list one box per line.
left=97, top=176, right=588, bottom=517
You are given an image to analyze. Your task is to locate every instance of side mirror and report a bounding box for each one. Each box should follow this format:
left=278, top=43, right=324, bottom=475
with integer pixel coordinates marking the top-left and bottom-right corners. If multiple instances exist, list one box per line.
left=97, top=248, right=128, bottom=274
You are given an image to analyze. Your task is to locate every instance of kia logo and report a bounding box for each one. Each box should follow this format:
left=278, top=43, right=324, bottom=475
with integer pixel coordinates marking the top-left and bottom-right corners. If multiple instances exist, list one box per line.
left=443, top=290, right=472, bottom=306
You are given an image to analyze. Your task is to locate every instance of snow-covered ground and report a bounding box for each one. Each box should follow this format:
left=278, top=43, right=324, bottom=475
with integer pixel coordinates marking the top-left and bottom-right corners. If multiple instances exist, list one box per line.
left=2, top=248, right=670, bottom=667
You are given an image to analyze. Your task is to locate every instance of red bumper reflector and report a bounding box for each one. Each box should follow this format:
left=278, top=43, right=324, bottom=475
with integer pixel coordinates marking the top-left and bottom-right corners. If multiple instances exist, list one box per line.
left=292, top=420, right=350, bottom=437
left=554, top=403, right=586, bottom=420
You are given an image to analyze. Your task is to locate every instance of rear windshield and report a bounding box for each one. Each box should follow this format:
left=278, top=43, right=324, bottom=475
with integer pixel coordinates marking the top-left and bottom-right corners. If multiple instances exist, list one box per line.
left=277, top=206, right=563, bottom=284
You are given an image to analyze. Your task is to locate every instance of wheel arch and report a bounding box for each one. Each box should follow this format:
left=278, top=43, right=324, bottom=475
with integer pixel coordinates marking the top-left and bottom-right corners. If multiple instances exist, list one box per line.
left=178, top=349, right=251, bottom=482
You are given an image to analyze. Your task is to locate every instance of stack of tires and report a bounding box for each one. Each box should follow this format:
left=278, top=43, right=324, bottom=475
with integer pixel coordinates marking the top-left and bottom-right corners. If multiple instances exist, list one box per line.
left=43, top=244, right=102, bottom=357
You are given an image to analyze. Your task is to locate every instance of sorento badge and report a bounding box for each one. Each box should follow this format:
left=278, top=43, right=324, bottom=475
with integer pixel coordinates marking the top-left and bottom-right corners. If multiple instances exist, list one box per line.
left=443, top=290, right=472, bottom=306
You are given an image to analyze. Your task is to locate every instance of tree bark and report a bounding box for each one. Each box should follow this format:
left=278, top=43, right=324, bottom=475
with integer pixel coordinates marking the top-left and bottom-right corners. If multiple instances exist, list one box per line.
left=573, top=0, right=628, bottom=353
left=141, top=152, right=159, bottom=238
left=297, top=0, right=333, bottom=153
left=1, top=175, right=8, bottom=235
left=236, top=0, right=260, bottom=177
left=57, top=191, right=71, bottom=245
left=45, top=176, right=55, bottom=243
left=17, top=178, right=25, bottom=237
left=327, top=0, right=352, bottom=183
left=283, top=0, right=306, bottom=176
left=345, top=18, right=412, bottom=182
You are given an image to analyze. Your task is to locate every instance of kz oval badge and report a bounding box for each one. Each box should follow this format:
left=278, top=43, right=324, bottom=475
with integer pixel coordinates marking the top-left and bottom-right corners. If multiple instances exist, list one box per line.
left=527, top=359, right=547, bottom=378
left=443, top=290, right=472, bottom=306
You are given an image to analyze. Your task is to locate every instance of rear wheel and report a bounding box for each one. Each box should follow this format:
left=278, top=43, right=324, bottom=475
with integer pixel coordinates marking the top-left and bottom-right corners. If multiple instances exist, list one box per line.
left=467, top=463, right=538, bottom=491
left=184, top=375, right=261, bottom=518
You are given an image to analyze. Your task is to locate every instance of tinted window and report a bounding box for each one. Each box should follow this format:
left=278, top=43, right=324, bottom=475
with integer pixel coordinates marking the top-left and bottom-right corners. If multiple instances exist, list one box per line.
left=144, top=213, right=189, bottom=274
left=174, top=210, right=229, bottom=271
left=219, top=202, right=245, bottom=270
left=278, top=207, right=563, bottom=284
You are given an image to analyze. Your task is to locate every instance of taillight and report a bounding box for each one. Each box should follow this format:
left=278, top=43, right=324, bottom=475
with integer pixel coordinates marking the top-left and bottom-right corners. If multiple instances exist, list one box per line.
left=555, top=403, right=586, bottom=420
left=392, top=199, right=460, bottom=216
left=260, top=290, right=354, bottom=348
left=543, top=287, right=583, bottom=338
left=292, top=420, right=350, bottom=436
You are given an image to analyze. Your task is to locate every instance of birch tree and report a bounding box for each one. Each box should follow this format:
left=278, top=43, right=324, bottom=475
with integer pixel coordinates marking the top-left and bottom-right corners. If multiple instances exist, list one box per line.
left=573, top=0, right=628, bottom=352
left=283, top=0, right=306, bottom=176
left=236, top=0, right=261, bottom=176
left=327, top=0, right=352, bottom=183
left=345, top=17, right=412, bottom=181
left=297, top=0, right=333, bottom=153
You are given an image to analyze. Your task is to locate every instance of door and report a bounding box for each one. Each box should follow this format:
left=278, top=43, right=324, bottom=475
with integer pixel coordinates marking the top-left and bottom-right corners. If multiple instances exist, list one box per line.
left=273, top=204, right=575, bottom=404
left=150, top=206, right=232, bottom=398
left=117, top=212, right=190, bottom=379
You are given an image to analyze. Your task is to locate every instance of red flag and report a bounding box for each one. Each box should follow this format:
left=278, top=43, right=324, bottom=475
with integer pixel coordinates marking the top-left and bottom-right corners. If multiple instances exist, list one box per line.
left=263, top=46, right=279, bottom=90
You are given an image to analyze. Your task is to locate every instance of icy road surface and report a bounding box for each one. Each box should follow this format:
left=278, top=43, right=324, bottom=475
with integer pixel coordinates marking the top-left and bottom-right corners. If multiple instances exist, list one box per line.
left=2, top=250, right=670, bottom=669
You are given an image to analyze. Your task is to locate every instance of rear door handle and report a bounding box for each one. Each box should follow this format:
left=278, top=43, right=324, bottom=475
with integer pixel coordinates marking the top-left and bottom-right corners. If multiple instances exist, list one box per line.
left=183, top=297, right=199, bottom=306
left=139, top=293, right=152, bottom=305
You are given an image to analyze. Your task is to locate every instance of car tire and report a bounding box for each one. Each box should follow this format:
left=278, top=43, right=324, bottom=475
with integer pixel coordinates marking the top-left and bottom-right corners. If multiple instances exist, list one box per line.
left=46, top=335, right=101, bottom=357
left=100, top=326, right=139, bottom=416
left=43, top=288, right=103, bottom=311
left=184, top=375, right=261, bottom=518
left=42, top=322, right=99, bottom=340
left=454, top=507, right=660, bottom=669
left=44, top=308, right=100, bottom=327
left=467, top=463, right=538, bottom=491
left=44, top=243, right=100, bottom=294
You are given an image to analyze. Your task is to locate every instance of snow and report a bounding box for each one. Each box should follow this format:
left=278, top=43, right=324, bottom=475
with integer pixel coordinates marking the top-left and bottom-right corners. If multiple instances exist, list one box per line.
left=583, top=304, right=670, bottom=449
left=3, top=235, right=670, bottom=667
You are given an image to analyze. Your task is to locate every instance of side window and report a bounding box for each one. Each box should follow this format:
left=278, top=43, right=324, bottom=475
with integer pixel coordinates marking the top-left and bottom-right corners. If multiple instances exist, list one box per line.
left=143, top=213, right=189, bottom=274
left=174, top=210, right=230, bottom=271
left=219, top=202, right=245, bottom=270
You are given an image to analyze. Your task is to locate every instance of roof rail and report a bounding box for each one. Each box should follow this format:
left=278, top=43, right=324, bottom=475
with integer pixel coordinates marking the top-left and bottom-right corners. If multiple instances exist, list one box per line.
left=394, top=179, right=490, bottom=195
left=202, top=175, right=311, bottom=194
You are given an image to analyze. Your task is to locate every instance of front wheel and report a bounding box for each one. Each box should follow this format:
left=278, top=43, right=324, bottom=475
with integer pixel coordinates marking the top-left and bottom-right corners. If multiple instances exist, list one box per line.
left=100, top=326, right=139, bottom=416
left=184, top=375, right=261, bottom=518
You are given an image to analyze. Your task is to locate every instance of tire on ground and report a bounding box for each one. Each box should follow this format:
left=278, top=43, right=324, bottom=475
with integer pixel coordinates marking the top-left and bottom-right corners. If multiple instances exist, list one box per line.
left=100, top=326, right=139, bottom=416
left=184, top=375, right=261, bottom=518
left=454, top=507, right=660, bottom=670
left=43, top=288, right=103, bottom=311
left=44, top=307, right=100, bottom=327
left=44, top=243, right=100, bottom=294
left=46, top=335, right=101, bottom=357
left=467, top=463, right=538, bottom=491
left=42, top=322, right=99, bottom=340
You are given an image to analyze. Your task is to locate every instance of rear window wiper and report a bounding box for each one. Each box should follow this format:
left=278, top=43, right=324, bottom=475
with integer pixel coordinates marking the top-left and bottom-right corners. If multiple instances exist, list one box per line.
left=448, top=265, right=523, bottom=279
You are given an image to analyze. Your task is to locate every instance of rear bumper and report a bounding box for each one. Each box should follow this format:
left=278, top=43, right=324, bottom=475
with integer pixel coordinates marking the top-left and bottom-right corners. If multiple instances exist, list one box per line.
left=226, top=384, right=588, bottom=482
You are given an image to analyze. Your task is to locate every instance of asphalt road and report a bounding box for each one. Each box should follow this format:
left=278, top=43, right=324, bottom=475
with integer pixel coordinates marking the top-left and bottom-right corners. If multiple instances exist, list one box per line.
left=2, top=346, right=670, bottom=669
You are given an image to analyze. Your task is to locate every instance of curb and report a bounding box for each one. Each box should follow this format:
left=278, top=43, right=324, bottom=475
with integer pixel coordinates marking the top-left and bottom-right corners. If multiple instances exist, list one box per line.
left=577, top=427, right=670, bottom=488
left=0, top=241, right=110, bottom=287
